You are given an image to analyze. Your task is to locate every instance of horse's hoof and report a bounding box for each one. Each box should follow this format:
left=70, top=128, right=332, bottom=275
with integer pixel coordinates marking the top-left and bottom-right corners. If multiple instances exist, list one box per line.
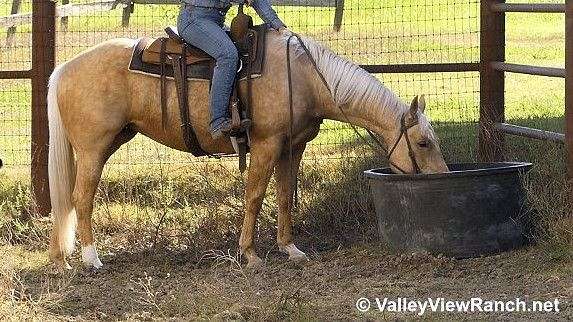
left=84, top=258, right=103, bottom=270
left=280, top=244, right=309, bottom=264
left=59, top=262, right=72, bottom=272
left=82, top=245, right=103, bottom=269
left=289, top=253, right=310, bottom=264
left=50, top=254, right=71, bottom=269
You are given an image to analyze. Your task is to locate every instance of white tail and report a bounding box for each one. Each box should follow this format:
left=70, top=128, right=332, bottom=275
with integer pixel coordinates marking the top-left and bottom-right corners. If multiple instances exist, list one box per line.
left=48, top=65, right=77, bottom=256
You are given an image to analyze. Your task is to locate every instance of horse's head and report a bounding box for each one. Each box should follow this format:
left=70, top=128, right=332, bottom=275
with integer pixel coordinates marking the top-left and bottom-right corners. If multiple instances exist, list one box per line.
left=386, top=95, right=449, bottom=174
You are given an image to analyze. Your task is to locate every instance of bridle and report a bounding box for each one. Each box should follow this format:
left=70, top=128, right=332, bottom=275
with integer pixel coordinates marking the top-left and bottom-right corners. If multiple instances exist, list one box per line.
left=361, top=112, right=421, bottom=174
left=384, top=113, right=421, bottom=174
left=283, top=33, right=424, bottom=214
left=286, top=34, right=422, bottom=176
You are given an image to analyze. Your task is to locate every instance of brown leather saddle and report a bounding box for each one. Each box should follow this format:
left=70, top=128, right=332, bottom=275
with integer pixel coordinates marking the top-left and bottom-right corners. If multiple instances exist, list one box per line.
left=128, top=21, right=267, bottom=171
left=131, top=25, right=266, bottom=81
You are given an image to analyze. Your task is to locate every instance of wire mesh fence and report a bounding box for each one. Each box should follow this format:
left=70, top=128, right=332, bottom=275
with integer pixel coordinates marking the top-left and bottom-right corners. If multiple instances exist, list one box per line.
left=0, top=0, right=483, bottom=171
left=504, top=2, right=565, bottom=134
left=1, top=0, right=32, bottom=170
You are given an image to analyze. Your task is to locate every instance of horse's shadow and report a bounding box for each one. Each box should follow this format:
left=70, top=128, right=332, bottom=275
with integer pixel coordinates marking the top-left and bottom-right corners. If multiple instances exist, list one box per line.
left=12, top=117, right=565, bottom=319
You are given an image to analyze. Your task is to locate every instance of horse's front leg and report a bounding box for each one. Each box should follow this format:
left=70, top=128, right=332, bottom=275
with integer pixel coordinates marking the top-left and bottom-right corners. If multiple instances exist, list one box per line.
left=274, top=143, right=309, bottom=263
left=240, top=137, right=282, bottom=268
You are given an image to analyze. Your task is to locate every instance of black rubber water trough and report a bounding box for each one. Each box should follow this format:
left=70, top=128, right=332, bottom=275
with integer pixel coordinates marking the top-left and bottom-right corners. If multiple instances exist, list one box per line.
left=364, top=162, right=533, bottom=258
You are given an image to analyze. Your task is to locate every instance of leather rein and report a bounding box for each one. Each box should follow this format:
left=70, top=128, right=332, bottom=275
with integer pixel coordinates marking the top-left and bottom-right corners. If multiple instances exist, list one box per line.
left=285, top=34, right=421, bottom=175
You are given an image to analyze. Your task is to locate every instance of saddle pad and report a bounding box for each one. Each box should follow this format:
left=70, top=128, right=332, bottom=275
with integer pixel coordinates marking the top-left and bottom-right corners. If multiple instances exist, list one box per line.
left=128, top=24, right=268, bottom=82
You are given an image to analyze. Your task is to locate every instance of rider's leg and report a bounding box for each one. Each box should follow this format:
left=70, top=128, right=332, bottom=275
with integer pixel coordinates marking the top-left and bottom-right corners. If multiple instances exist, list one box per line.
left=177, top=6, right=238, bottom=138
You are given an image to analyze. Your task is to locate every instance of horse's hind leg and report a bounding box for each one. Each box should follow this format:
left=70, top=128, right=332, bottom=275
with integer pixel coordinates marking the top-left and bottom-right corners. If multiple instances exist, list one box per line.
left=73, top=153, right=106, bottom=268
left=274, top=144, right=308, bottom=263
left=75, top=128, right=136, bottom=268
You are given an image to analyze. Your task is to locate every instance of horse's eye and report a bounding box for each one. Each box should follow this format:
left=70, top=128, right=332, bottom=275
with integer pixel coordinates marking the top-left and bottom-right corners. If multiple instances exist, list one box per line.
left=418, top=140, right=430, bottom=148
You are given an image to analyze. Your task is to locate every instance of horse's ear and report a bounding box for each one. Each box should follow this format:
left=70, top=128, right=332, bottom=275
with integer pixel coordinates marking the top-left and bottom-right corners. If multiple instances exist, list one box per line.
left=409, top=96, right=419, bottom=118
left=419, top=95, right=426, bottom=113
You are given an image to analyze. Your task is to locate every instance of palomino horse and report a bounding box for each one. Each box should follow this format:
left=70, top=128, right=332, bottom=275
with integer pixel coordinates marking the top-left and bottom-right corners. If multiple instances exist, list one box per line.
left=47, top=30, right=448, bottom=269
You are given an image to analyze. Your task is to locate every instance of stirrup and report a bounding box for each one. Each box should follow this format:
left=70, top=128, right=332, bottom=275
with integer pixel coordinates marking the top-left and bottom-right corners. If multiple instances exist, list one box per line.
left=230, top=135, right=248, bottom=173
left=230, top=118, right=252, bottom=134
left=240, top=118, right=252, bottom=129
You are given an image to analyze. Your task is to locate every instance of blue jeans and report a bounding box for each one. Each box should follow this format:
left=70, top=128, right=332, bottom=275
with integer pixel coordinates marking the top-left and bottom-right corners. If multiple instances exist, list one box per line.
left=177, top=5, right=238, bottom=131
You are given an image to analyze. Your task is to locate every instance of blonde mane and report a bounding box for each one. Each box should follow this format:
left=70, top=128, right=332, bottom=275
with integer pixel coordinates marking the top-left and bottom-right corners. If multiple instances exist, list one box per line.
left=291, top=36, right=436, bottom=141
left=295, top=37, right=403, bottom=116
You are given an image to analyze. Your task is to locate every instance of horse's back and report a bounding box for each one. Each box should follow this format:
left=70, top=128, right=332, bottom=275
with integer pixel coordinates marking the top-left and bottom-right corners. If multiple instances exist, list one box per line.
left=61, top=38, right=136, bottom=73
left=57, top=38, right=137, bottom=95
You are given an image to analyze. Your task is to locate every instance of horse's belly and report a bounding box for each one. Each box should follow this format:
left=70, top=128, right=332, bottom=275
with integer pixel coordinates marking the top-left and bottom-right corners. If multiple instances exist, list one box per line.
left=128, top=75, right=235, bottom=155
left=133, top=117, right=236, bottom=156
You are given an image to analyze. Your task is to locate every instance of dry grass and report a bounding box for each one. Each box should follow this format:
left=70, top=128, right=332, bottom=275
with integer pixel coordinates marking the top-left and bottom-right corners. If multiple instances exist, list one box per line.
left=0, top=246, right=69, bottom=321
left=1, top=142, right=572, bottom=319
left=0, top=0, right=571, bottom=318
left=0, top=81, right=571, bottom=319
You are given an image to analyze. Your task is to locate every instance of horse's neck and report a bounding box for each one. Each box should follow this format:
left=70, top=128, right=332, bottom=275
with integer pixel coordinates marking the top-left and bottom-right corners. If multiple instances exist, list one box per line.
left=283, top=36, right=406, bottom=139
left=315, top=73, right=405, bottom=140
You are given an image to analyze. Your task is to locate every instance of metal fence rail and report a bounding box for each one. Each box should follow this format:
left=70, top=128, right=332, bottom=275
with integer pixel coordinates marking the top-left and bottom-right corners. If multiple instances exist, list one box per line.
left=491, top=3, right=565, bottom=13
left=491, top=62, right=566, bottom=78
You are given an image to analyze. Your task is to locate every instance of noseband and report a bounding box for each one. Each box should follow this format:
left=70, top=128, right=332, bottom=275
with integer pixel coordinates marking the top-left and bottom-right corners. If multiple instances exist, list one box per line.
left=386, top=114, right=421, bottom=174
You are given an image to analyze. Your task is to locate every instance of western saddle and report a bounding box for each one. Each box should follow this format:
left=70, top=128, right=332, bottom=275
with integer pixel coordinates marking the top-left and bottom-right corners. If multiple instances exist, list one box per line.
left=143, top=27, right=212, bottom=66
left=128, top=6, right=266, bottom=172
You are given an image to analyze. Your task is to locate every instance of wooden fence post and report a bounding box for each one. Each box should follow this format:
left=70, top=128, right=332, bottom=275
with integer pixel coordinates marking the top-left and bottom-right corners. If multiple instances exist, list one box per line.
left=333, top=0, right=344, bottom=32
left=61, top=0, right=69, bottom=30
left=122, top=1, right=134, bottom=27
left=6, top=0, right=22, bottom=47
left=566, top=0, right=573, bottom=193
left=31, top=0, right=56, bottom=216
left=479, top=0, right=506, bottom=162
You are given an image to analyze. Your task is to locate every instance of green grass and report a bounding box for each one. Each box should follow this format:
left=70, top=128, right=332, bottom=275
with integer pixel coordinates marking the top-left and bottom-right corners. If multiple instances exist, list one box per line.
left=0, top=4, right=570, bottom=319
left=0, top=0, right=568, bottom=227
left=0, top=0, right=565, bottom=166
left=0, top=0, right=567, bottom=223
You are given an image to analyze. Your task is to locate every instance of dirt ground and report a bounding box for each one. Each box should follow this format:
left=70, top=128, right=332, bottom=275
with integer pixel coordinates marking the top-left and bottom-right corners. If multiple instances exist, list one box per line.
left=7, top=242, right=570, bottom=321
left=2, top=157, right=572, bottom=321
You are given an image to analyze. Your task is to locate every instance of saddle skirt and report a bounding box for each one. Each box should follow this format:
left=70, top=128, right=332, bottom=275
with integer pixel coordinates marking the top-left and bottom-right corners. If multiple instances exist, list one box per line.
left=128, top=25, right=267, bottom=82
left=126, top=25, right=264, bottom=170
